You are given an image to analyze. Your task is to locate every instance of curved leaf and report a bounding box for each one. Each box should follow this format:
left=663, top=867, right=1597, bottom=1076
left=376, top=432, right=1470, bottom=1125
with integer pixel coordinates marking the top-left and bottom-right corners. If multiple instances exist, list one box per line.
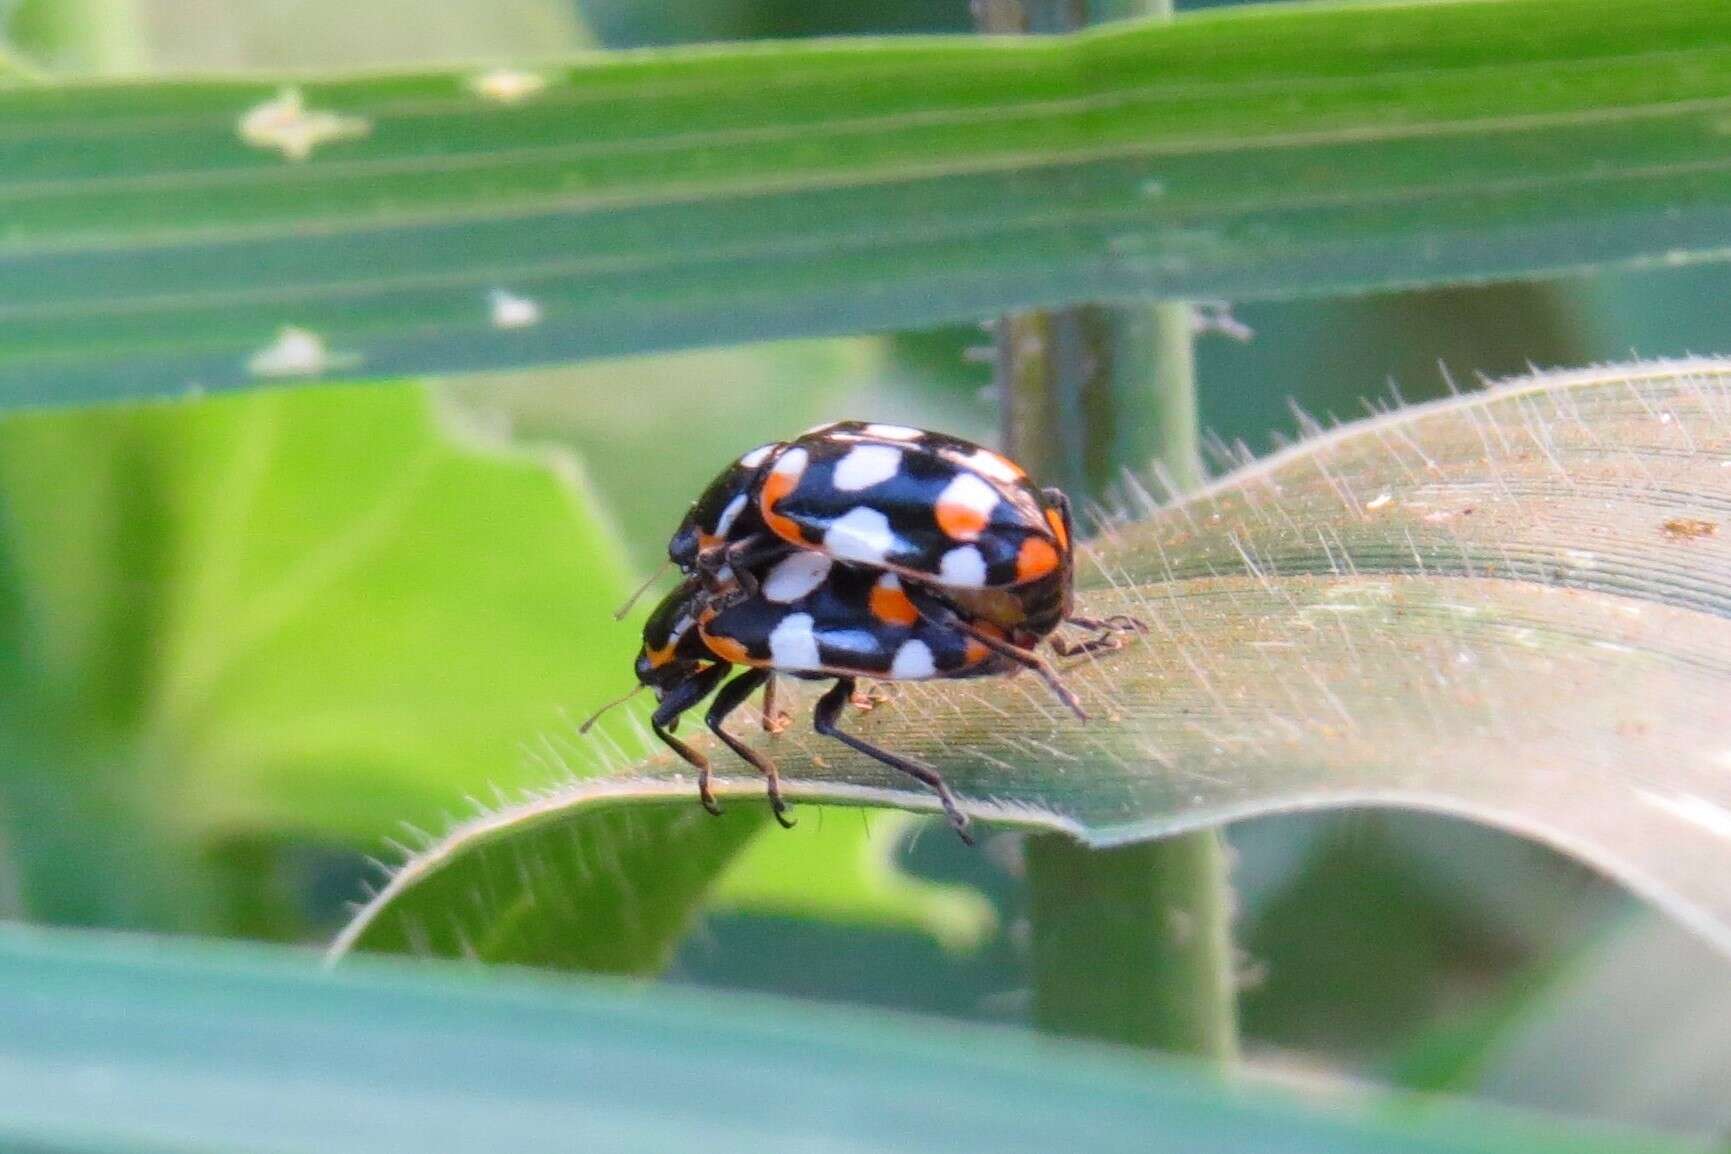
left=4, top=0, right=1731, bottom=404
left=335, top=358, right=1731, bottom=965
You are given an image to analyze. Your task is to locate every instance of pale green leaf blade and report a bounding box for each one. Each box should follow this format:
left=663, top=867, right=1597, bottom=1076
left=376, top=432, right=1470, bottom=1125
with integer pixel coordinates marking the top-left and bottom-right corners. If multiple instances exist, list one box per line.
left=4, top=0, right=1731, bottom=404
left=0, top=925, right=1704, bottom=1154
left=0, top=383, right=644, bottom=934
left=337, top=359, right=1731, bottom=965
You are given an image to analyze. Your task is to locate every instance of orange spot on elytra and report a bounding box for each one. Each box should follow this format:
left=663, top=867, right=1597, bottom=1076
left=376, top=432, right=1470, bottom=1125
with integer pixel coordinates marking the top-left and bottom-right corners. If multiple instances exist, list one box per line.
left=1016, top=535, right=1059, bottom=582
left=645, top=640, right=676, bottom=668
left=870, top=579, right=919, bottom=626
left=963, top=638, right=989, bottom=665
left=1045, top=506, right=1069, bottom=552
left=758, top=465, right=804, bottom=545
left=936, top=496, right=989, bottom=541
left=700, top=629, right=755, bottom=666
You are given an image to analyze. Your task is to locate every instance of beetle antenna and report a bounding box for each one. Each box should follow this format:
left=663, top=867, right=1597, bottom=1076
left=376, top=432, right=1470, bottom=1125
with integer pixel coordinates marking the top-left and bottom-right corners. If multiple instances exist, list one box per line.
left=613, top=558, right=672, bottom=620
left=578, top=684, right=645, bottom=734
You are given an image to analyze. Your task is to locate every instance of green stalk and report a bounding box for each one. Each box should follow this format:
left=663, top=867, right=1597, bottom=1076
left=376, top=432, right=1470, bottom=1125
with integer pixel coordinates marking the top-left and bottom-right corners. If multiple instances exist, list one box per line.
left=980, top=0, right=1238, bottom=1063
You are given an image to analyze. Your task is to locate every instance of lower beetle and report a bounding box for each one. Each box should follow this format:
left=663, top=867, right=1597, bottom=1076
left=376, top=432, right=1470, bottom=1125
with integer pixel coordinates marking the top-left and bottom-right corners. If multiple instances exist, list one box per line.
left=595, top=557, right=1143, bottom=842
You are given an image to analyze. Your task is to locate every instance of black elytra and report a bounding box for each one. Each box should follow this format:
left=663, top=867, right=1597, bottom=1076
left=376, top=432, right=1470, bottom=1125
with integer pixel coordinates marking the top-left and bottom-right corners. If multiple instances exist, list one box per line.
left=614, top=424, right=1147, bottom=842
left=667, top=421, right=1076, bottom=603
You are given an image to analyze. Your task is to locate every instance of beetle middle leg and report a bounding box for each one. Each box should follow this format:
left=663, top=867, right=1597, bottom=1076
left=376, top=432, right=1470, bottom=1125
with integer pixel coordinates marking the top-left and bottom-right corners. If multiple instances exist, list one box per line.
left=706, top=667, right=795, bottom=828
left=813, top=677, right=972, bottom=845
left=759, top=673, right=791, bottom=733
left=650, top=661, right=732, bottom=816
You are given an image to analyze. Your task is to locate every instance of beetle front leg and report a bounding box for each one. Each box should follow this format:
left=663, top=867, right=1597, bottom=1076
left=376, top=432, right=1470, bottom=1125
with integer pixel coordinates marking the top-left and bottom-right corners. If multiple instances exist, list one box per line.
left=696, top=534, right=797, bottom=601
left=705, top=667, right=795, bottom=828
left=650, top=661, right=732, bottom=815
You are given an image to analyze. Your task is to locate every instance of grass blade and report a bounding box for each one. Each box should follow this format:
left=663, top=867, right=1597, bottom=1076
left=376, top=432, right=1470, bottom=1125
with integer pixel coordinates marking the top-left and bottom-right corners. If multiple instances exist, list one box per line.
left=3, top=0, right=1731, bottom=404
left=0, top=924, right=1705, bottom=1154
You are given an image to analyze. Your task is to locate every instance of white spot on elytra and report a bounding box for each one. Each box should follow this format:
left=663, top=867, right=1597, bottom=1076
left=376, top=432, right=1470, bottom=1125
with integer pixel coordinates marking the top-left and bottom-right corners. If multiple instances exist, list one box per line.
left=714, top=493, right=748, bottom=538
left=936, top=473, right=999, bottom=539
left=962, top=448, right=1022, bottom=485
left=739, top=443, right=777, bottom=469
left=762, top=552, right=831, bottom=603
left=864, top=423, right=923, bottom=441
left=890, top=640, right=937, bottom=679
left=238, top=88, right=369, bottom=161
left=489, top=289, right=541, bottom=330
left=817, top=629, right=878, bottom=655
left=467, top=68, right=547, bottom=104
left=772, top=447, right=809, bottom=477
left=768, top=613, right=821, bottom=670
left=824, top=507, right=897, bottom=565
left=247, top=326, right=354, bottom=378
left=939, top=545, right=988, bottom=588
left=832, top=445, right=902, bottom=491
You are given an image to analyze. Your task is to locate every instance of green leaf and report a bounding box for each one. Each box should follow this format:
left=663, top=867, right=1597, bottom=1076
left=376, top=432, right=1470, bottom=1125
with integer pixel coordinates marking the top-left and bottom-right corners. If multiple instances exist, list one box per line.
left=129, top=0, right=593, bottom=70
left=5, top=0, right=1731, bottom=404
left=0, top=383, right=640, bottom=932
left=337, top=358, right=1731, bottom=967
left=710, top=811, right=998, bottom=953
left=0, top=924, right=1704, bottom=1154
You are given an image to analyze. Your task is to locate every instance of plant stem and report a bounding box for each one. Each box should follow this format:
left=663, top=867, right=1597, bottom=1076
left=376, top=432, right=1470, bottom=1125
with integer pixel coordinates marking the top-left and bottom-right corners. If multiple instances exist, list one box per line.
left=980, top=0, right=1238, bottom=1063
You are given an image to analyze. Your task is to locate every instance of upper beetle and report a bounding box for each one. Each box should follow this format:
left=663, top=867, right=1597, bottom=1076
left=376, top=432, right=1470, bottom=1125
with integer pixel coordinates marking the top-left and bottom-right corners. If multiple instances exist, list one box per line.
left=669, top=422, right=1076, bottom=601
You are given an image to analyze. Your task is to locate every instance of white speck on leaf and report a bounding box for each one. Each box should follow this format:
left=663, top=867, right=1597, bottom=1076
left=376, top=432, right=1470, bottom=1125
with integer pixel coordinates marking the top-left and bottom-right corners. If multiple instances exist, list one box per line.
left=489, top=289, right=542, bottom=330
left=239, top=88, right=369, bottom=161
left=468, top=69, right=549, bottom=104
left=247, top=326, right=355, bottom=378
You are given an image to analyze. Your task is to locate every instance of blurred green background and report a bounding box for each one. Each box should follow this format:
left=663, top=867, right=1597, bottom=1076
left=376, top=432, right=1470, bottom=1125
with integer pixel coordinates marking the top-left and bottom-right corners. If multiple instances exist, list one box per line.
left=3, top=0, right=1731, bottom=1147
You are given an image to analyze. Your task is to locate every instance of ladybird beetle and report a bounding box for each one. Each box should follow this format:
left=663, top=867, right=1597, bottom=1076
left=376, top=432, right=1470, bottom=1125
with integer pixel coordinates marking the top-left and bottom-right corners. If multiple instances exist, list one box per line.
left=626, top=562, right=1012, bottom=840
left=593, top=423, right=1147, bottom=842
left=670, top=422, right=1081, bottom=625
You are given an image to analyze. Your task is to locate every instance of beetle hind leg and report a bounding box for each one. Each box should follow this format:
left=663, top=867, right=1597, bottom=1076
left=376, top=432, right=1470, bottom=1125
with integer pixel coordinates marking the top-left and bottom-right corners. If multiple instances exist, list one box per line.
left=904, top=586, right=1088, bottom=722
left=706, top=667, right=795, bottom=828
left=814, top=678, right=973, bottom=845
left=1052, top=613, right=1149, bottom=657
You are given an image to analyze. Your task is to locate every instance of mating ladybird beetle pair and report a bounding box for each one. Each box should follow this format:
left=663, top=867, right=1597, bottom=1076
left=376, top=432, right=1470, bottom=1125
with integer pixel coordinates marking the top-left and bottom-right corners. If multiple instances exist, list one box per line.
left=593, top=421, right=1144, bottom=841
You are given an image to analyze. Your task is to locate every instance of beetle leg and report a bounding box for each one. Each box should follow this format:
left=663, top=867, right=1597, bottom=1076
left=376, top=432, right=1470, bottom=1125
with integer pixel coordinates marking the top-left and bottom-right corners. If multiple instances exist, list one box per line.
left=760, top=673, right=791, bottom=733
left=1067, top=613, right=1148, bottom=634
left=903, top=586, right=1089, bottom=722
left=1052, top=613, right=1148, bottom=657
left=697, top=534, right=797, bottom=602
left=706, top=667, right=794, bottom=828
left=850, top=681, right=891, bottom=711
left=650, top=661, right=732, bottom=815
left=814, top=678, right=972, bottom=845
